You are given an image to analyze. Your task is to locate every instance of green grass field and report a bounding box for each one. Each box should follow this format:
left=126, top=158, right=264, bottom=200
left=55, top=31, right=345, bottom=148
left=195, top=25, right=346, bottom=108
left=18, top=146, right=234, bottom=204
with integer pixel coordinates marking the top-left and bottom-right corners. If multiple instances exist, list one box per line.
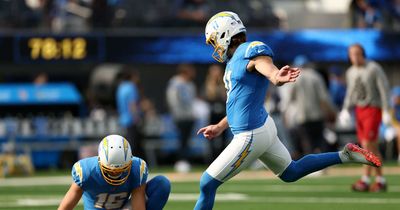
left=1, top=171, right=399, bottom=210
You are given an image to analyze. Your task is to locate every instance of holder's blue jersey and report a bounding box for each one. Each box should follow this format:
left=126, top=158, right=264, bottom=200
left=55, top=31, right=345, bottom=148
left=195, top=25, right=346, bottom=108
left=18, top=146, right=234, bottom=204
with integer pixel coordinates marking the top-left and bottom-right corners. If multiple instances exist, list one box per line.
left=224, top=41, right=274, bottom=134
left=71, top=156, right=148, bottom=210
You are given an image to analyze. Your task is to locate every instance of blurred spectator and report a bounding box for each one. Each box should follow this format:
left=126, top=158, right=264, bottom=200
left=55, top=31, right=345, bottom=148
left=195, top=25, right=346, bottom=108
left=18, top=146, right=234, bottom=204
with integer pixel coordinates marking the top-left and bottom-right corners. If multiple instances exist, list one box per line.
left=349, top=0, right=365, bottom=27
left=209, top=0, right=279, bottom=29
left=0, top=0, right=43, bottom=28
left=209, top=0, right=250, bottom=24
left=112, top=0, right=168, bottom=27
left=51, top=0, right=91, bottom=32
left=349, top=0, right=383, bottom=29
left=363, top=0, right=383, bottom=28
left=173, top=0, right=210, bottom=27
left=389, top=86, right=400, bottom=162
left=202, top=64, right=228, bottom=162
left=339, top=43, right=390, bottom=192
left=391, top=0, right=400, bottom=30
left=166, top=63, right=196, bottom=172
left=381, top=0, right=400, bottom=30
left=353, top=0, right=400, bottom=30
left=51, top=0, right=90, bottom=32
left=116, top=67, right=145, bottom=159
left=246, top=0, right=280, bottom=28
left=90, top=0, right=113, bottom=28
left=328, top=66, right=347, bottom=110
left=32, top=72, right=49, bottom=85
left=264, top=85, right=295, bottom=156
left=0, top=0, right=283, bottom=29
left=140, top=97, right=164, bottom=139
left=287, top=55, right=336, bottom=159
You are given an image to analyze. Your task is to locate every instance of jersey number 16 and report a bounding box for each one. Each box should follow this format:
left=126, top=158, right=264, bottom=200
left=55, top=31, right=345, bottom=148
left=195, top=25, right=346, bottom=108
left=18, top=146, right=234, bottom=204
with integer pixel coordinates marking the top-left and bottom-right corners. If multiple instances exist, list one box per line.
left=95, top=192, right=129, bottom=209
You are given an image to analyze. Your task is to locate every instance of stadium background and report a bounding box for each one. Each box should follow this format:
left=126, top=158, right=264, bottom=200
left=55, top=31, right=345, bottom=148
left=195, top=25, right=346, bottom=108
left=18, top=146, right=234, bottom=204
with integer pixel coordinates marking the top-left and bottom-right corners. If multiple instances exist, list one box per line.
left=0, top=0, right=400, bottom=209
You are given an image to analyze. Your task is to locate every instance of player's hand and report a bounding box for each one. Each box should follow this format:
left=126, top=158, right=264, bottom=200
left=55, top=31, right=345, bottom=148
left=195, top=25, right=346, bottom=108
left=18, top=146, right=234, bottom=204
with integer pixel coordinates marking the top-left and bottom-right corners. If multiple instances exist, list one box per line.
left=276, top=65, right=300, bottom=84
left=338, top=109, right=352, bottom=128
left=197, top=124, right=224, bottom=140
left=382, top=110, right=392, bottom=125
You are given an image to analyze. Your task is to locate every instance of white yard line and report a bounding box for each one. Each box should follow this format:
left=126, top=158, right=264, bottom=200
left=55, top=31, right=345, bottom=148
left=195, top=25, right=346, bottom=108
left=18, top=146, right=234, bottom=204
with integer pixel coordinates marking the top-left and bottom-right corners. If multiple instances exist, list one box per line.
left=246, top=197, right=400, bottom=204
left=169, top=193, right=248, bottom=201
left=2, top=176, right=400, bottom=193
left=1, top=166, right=400, bottom=187
left=221, top=184, right=400, bottom=192
left=1, top=194, right=400, bottom=207
left=0, top=176, right=72, bottom=187
left=0, top=197, right=82, bottom=208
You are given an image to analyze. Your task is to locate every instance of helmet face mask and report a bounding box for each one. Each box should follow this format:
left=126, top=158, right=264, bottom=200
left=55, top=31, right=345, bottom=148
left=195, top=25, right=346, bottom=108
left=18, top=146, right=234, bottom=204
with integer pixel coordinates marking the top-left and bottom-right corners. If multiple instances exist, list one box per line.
left=99, top=161, right=132, bottom=185
left=206, top=32, right=227, bottom=63
left=205, top=11, right=246, bottom=62
left=98, top=135, right=132, bottom=186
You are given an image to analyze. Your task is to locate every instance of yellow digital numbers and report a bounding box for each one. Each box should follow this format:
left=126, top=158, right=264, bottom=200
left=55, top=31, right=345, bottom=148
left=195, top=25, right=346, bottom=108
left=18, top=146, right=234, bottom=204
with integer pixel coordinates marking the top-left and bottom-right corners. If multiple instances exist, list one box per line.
left=28, top=37, right=87, bottom=60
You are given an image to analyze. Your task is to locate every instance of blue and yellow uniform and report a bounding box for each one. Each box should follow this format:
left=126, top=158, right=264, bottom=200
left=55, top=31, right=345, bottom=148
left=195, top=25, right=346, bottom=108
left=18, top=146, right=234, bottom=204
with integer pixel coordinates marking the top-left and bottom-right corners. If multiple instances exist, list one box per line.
left=72, top=156, right=147, bottom=210
left=224, top=41, right=274, bottom=134
left=205, top=40, right=293, bottom=182
left=196, top=11, right=377, bottom=210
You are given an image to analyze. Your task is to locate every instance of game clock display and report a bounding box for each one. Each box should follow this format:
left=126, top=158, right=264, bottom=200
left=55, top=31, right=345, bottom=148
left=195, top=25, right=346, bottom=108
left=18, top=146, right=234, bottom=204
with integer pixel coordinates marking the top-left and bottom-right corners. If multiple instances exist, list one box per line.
left=14, top=35, right=105, bottom=63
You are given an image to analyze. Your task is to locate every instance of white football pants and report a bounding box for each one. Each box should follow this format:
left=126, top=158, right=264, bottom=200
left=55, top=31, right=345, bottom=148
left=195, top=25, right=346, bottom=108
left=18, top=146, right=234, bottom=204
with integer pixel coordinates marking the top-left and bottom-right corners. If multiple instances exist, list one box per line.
left=206, top=116, right=292, bottom=182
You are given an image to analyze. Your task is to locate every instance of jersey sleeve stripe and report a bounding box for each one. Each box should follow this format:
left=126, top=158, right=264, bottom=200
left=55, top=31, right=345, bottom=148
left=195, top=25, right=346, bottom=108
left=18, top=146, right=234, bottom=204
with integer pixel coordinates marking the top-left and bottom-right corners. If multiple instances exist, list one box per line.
left=72, top=162, right=83, bottom=187
left=245, top=41, right=265, bottom=58
left=140, top=160, right=146, bottom=184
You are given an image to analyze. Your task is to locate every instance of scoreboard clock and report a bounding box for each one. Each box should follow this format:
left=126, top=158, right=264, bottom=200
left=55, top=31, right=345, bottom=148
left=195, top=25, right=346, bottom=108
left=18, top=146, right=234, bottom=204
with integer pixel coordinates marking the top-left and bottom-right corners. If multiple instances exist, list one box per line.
left=14, top=35, right=105, bottom=63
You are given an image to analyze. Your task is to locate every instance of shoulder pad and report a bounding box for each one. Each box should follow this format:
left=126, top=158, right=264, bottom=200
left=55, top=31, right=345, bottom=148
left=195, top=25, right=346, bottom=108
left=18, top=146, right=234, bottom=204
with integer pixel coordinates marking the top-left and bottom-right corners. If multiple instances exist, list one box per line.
left=138, top=159, right=148, bottom=185
left=131, top=157, right=148, bottom=186
left=72, top=161, right=84, bottom=187
left=244, top=41, right=274, bottom=59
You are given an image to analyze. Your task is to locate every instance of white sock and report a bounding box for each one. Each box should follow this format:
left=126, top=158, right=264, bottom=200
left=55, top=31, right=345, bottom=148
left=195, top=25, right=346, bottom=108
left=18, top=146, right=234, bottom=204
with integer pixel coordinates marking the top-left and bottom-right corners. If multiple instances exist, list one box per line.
left=361, top=175, right=370, bottom=184
left=338, top=151, right=349, bottom=163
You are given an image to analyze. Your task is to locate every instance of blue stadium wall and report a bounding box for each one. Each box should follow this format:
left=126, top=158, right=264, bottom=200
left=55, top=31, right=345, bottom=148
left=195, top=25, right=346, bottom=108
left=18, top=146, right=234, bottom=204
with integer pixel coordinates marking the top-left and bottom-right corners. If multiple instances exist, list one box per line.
left=1, top=29, right=399, bottom=64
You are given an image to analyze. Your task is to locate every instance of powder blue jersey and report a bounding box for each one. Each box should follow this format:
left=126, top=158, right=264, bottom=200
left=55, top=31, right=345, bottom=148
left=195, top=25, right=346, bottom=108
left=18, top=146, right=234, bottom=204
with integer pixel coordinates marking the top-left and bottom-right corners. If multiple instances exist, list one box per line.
left=224, top=41, right=274, bottom=134
left=116, top=82, right=139, bottom=127
left=71, top=156, right=148, bottom=210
